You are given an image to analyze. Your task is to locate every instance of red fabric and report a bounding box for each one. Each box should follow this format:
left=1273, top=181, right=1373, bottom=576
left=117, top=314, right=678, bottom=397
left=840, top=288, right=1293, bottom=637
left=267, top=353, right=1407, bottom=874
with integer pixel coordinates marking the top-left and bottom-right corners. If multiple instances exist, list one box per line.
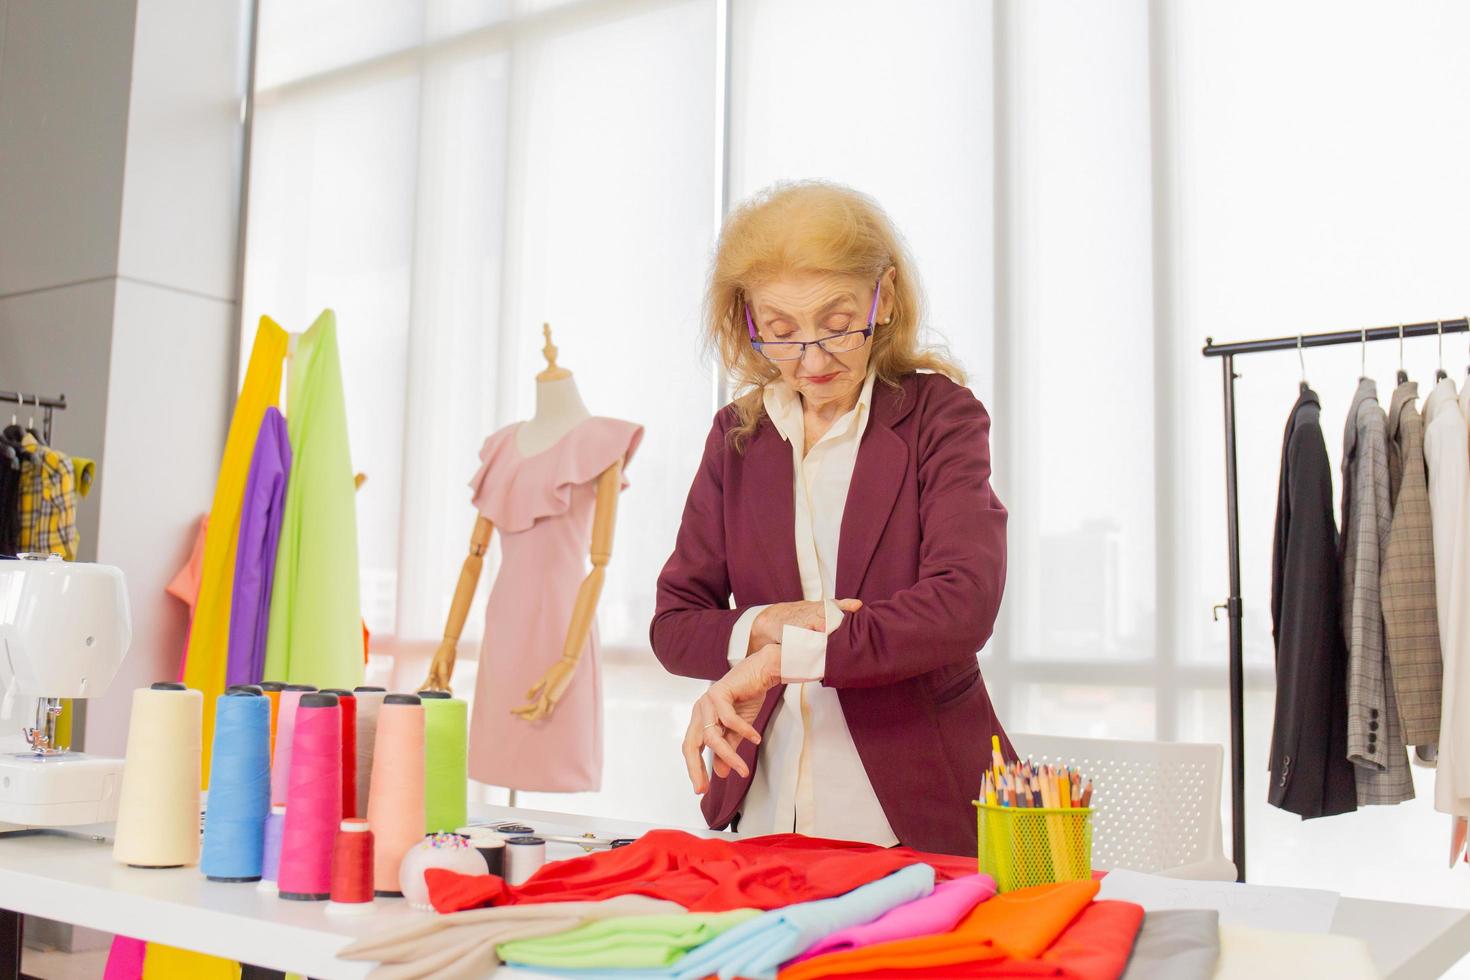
left=824, top=900, right=1145, bottom=980
left=425, top=829, right=977, bottom=914
left=651, top=372, right=1012, bottom=856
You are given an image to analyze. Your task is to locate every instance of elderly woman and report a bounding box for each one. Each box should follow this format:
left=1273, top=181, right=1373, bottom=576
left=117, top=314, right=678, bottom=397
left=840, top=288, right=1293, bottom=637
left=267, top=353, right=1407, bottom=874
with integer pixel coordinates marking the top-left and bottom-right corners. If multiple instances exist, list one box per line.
left=651, top=181, right=1011, bottom=857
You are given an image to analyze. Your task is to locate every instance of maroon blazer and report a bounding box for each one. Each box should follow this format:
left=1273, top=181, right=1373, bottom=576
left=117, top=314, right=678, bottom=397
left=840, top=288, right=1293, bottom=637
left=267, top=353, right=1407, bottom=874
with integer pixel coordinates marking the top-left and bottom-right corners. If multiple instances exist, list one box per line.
left=650, top=371, right=1012, bottom=856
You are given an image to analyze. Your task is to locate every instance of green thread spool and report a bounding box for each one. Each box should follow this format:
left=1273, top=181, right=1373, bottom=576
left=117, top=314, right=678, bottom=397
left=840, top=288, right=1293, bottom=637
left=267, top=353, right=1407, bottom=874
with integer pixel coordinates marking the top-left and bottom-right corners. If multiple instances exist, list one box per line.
left=418, top=691, right=467, bottom=833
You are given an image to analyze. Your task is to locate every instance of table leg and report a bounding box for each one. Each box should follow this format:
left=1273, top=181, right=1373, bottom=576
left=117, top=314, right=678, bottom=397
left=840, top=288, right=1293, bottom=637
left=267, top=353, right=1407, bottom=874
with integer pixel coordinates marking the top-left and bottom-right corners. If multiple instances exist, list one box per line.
left=0, top=909, right=39, bottom=980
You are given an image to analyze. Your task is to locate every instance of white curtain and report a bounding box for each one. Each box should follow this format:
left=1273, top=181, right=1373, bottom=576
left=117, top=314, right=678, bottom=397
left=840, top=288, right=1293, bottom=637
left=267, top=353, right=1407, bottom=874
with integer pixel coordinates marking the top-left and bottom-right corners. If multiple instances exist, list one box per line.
left=243, top=0, right=1470, bottom=912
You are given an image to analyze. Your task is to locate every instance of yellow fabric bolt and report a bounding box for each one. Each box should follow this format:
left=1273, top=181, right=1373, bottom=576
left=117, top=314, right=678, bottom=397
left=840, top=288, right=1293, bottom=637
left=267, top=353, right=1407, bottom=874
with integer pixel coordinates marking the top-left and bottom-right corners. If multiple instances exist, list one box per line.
left=183, top=317, right=288, bottom=783
left=142, top=944, right=240, bottom=980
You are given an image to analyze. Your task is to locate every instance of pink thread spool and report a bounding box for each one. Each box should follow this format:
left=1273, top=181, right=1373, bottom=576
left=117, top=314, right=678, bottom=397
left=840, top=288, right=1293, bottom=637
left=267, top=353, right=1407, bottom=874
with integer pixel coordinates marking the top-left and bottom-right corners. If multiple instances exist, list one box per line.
left=270, top=684, right=316, bottom=806
left=277, top=692, right=340, bottom=901
left=366, top=693, right=424, bottom=896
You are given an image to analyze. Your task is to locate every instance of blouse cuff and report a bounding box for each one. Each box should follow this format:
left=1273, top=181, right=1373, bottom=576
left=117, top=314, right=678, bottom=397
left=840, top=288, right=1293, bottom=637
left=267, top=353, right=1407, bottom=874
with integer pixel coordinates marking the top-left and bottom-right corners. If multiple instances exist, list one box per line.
left=727, top=605, right=770, bottom=667
left=778, top=599, right=844, bottom=683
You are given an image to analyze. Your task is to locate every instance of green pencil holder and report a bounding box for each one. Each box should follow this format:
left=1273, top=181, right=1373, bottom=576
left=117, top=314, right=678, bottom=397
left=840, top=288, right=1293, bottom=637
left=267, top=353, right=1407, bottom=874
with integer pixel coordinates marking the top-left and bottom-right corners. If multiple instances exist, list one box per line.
left=975, top=802, right=1092, bottom=893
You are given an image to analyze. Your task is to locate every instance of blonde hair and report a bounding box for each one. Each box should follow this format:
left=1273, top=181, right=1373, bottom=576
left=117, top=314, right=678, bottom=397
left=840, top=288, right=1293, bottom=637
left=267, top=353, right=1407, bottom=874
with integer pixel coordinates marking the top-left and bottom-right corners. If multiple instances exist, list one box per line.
left=705, top=180, right=964, bottom=450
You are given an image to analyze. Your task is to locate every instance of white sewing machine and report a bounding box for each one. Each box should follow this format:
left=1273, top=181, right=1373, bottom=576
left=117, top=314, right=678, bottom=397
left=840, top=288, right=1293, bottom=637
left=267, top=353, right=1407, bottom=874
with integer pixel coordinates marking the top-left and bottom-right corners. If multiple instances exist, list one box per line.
left=0, top=554, right=131, bottom=830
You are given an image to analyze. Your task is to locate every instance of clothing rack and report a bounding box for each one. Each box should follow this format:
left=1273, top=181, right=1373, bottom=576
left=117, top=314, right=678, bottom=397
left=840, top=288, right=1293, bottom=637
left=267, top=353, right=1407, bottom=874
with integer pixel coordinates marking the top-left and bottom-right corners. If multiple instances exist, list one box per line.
left=1202, top=316, right=1470, bottom=883
left=0, top=391, right=66, bottom=445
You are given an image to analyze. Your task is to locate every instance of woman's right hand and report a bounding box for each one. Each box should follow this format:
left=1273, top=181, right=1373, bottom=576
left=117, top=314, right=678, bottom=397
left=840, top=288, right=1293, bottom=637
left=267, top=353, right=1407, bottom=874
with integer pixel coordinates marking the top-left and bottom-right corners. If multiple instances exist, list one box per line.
left=750, top=598, right=862, bottom=651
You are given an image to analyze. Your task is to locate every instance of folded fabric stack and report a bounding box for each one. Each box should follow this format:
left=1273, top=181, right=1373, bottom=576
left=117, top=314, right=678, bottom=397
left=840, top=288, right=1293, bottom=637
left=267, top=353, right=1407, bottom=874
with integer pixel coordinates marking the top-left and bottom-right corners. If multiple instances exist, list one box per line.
left=337, top=830, right=1157, bottom=980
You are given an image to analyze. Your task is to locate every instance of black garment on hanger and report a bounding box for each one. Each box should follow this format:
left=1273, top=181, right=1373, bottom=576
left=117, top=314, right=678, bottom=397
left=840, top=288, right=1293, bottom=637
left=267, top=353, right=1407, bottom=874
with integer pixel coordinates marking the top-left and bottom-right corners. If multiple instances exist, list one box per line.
left=0, top=428, right=23, bottom=556
left=1268, top=387, right=1358, bottom=818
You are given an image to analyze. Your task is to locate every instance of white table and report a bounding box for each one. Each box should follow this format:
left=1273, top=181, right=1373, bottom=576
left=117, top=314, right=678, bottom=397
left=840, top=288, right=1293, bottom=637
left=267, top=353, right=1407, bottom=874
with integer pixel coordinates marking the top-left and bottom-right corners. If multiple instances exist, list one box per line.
left=0, top=805, right=1466, bottom=979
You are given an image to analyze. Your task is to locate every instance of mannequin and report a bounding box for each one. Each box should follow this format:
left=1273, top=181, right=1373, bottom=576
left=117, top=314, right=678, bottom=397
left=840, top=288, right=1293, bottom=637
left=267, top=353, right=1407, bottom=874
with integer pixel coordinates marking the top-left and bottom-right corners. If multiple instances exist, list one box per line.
left=423, top=325, right=628, bottom=724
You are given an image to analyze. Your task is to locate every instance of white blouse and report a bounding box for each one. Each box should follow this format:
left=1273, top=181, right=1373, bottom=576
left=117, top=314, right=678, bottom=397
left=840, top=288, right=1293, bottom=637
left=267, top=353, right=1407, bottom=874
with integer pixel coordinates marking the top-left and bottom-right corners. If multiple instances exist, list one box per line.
left=724, top=369, right=898, bottom=845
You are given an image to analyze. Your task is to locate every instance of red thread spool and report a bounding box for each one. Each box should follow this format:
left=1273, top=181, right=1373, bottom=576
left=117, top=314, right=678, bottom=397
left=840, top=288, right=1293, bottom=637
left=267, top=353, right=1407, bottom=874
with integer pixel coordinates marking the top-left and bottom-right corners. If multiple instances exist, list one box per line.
left=321, top=689, right=357, bottom=817
left=277, top=693, right=341, bottom=901
left=328, top=818, right=374, bottom=911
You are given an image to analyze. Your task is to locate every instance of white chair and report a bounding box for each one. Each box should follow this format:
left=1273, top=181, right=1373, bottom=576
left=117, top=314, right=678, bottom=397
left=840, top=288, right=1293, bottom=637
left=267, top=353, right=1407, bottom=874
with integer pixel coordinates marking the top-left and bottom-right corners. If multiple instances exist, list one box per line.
left=1009, top=732, right=1239, bottom=882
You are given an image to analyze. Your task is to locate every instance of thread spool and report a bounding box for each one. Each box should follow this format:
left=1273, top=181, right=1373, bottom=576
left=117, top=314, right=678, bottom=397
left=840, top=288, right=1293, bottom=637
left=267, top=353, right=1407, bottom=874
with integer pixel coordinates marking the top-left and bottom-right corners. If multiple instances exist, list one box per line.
left=504, top=836, right=546, bottom=885
left=226, top=684, right=264, bottom=696
left=326, top=819, right=374, bottom=914
left=321, top=689, right=357, bottom=818
left=458, top=827, right=506, bottom=876
left=418, top=691, right=467, bottom=833
left=496, top=824, right=535, bottom=835
left=258, top=804, right=286, bottom=892
left=201, top=689, right=271, bottom=882
left=270, top=684, right=316, bottom=806
left=366, top=694, right=425, bottom=896
left=353, top=687, right=386, bottom=819
left=278, top=693, right=341, bottom=901
left=113, top=683, right=202, bottom=869
left=260, top=681, right=286, bottom=759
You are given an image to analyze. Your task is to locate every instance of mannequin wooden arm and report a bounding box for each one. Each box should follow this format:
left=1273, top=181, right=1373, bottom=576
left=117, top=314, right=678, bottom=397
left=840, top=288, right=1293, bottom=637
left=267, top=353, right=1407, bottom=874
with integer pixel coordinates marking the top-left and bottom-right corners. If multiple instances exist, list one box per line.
left=423, top=515, right=494, bottom=692
left=512, top=460, right=623, bottom=721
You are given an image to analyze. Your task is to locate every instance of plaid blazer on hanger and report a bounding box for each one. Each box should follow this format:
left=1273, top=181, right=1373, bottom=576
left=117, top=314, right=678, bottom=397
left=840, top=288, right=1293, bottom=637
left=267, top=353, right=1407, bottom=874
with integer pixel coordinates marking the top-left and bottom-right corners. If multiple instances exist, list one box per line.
left=1341, top=379, right=1414, bottom=805
left=1381, top=381, right=1445, bottom=747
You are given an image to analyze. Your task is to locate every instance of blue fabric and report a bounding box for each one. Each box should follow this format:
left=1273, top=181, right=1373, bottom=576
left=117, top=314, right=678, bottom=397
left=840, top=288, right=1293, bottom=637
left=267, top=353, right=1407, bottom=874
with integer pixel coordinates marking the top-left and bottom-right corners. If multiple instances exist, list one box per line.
left=520, top=864, right=935, bottom=980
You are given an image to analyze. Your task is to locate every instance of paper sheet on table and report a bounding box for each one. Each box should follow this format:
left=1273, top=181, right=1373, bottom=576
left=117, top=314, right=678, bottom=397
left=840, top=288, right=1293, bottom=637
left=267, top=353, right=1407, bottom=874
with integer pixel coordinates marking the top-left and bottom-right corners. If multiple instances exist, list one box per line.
left=1096, top=869, right=1339, bottom=933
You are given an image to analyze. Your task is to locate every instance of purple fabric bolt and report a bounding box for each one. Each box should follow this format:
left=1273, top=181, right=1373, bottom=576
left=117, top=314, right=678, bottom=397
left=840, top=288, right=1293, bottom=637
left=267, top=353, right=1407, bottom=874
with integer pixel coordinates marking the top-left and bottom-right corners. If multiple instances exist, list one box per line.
left=787, top=873, right=997, bottom=965
left=227, top=407, right=291, bottom=687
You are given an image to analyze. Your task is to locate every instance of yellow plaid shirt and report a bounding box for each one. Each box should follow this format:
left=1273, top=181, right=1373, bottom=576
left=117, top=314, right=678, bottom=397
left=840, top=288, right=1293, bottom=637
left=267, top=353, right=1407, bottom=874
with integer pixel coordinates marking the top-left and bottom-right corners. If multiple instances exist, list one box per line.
left=16, top=433, right=87, bottom=561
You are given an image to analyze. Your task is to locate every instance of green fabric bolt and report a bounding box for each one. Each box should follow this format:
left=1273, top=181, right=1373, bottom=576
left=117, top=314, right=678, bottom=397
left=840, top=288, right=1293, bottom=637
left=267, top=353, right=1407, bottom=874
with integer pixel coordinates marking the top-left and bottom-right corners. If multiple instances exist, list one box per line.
left=496, top=910, right=760, bottom=969
left=422, top=695, right=469, bottom=832
left=263, top=310, right=365, bottom=690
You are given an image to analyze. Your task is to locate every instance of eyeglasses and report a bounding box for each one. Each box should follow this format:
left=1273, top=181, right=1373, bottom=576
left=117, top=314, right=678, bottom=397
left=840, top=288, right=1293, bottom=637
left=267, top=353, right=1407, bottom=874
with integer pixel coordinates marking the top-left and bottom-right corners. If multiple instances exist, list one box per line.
left=746, top=279, right=881, bottom=362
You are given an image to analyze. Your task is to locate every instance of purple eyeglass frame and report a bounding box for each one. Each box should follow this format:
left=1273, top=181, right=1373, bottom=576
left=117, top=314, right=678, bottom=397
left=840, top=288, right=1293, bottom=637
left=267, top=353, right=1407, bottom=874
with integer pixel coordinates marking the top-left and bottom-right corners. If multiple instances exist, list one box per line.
left=745, top=279, right=882, bottom=361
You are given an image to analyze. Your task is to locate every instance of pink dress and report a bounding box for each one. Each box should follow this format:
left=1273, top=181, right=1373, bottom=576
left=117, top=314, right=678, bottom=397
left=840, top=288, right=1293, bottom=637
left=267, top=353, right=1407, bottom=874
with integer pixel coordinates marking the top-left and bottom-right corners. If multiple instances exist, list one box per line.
left=466, top=416, right=643, bottom=792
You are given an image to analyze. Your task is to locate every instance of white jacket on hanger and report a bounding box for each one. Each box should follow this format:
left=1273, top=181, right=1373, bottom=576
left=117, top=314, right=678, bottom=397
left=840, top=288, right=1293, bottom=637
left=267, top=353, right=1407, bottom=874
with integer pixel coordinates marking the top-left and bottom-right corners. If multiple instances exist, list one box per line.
left=1423, top=378, right=1470, bottom=816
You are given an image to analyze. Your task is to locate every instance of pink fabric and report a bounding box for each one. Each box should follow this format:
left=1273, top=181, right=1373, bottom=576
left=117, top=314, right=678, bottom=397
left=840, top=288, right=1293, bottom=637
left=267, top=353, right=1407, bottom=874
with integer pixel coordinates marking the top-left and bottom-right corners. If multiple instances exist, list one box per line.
left=104, top=936, right=146, bottom=980
left=466, top=416, right=643, bottom=792
left=791, top=872, right=997, bottom=964
left=168, top=516, right=208, bottom=680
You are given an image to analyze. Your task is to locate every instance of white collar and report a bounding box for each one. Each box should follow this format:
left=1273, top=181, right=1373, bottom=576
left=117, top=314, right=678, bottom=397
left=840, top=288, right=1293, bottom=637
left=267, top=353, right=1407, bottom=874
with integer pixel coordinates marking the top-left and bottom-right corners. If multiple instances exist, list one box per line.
left=763, top=369, right=878, bottom=452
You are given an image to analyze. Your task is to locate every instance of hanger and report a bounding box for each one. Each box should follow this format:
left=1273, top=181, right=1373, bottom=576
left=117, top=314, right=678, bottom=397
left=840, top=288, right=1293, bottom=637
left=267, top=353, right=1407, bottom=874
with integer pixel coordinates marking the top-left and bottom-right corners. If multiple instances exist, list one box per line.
left=1437, top=320, right=1448, bottom=381
left=26, top=395, right=44, bottom=445
left=1397, top=324, right=1409, bottom=386
left=1297, top=335, right=1309, bottom=393
left=1360, top=328, right=1368, bottom=381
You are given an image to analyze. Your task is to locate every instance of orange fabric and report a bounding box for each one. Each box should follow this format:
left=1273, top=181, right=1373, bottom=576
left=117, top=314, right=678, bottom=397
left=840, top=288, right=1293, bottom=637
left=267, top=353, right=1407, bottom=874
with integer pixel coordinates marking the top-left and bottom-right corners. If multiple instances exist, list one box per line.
left=778, top=880, right=1099, bottom=980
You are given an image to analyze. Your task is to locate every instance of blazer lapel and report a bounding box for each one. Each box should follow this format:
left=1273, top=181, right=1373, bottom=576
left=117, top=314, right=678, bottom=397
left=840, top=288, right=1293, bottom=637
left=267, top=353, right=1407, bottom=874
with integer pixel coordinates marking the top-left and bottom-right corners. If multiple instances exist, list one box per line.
left=742, top=424, right=804, bottom=600
left=836, top=421, right=907, bottom=597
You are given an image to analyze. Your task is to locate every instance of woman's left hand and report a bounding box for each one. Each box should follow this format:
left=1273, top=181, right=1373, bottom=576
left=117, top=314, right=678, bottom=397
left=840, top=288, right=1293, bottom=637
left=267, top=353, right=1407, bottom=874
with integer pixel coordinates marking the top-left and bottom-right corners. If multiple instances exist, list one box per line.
left=682, top=643, right=782, bottom=794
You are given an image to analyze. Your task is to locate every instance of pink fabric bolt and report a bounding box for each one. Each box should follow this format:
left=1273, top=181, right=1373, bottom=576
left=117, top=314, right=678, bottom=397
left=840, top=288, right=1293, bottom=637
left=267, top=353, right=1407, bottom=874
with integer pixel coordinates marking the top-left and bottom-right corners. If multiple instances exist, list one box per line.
left=788, top=872, right=997, bottom=965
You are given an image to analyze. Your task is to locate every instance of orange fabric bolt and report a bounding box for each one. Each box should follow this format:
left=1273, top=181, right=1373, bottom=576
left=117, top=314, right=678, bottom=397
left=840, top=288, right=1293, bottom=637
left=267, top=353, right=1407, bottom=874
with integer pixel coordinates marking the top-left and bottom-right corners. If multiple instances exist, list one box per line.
left=778, top=880, right=1100, bottom=980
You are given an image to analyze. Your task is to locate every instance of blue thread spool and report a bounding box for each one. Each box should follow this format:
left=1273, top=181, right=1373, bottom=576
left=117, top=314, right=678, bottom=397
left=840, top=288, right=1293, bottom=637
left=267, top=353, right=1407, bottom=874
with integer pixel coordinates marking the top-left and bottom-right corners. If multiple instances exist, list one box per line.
left=201, top=688, right=272, bottom=882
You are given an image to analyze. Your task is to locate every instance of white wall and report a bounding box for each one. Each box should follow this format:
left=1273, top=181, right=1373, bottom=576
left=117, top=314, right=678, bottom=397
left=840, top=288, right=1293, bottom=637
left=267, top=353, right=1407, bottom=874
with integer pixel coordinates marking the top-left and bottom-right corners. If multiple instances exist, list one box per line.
left=0, top=0, right=251, bottom=758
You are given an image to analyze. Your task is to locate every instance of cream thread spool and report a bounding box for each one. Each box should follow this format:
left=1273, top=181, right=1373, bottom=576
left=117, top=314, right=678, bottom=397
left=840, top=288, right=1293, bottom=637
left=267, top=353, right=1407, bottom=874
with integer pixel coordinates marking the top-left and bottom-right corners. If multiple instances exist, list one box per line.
left=113, top=683, right=203, bottom=869
left=503, top=836, right=546, bottom=885
left=352, top=686, right=386, bottom=818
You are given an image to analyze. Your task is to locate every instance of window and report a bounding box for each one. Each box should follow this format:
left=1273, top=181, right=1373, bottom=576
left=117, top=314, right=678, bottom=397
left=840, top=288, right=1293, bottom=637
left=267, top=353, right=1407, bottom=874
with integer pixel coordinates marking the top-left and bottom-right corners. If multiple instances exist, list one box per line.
left=244, top=0, right=1470, bottom=914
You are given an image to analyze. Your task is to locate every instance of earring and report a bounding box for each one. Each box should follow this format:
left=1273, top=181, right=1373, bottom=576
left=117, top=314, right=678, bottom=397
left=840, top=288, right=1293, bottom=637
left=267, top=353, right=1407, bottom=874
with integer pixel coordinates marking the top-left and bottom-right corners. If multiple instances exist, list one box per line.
left=882, top=315, right=893, bottom=325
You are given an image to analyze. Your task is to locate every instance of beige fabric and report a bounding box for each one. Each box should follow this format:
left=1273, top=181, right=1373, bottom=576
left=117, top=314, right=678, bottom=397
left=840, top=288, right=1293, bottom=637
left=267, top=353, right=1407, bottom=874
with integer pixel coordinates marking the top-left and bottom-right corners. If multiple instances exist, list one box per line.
left=1380, top=381, right=1444, bottom=746
left=335, top=895, right=682, bottom=980
left=1211, top=925, right=1377, bottom=980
